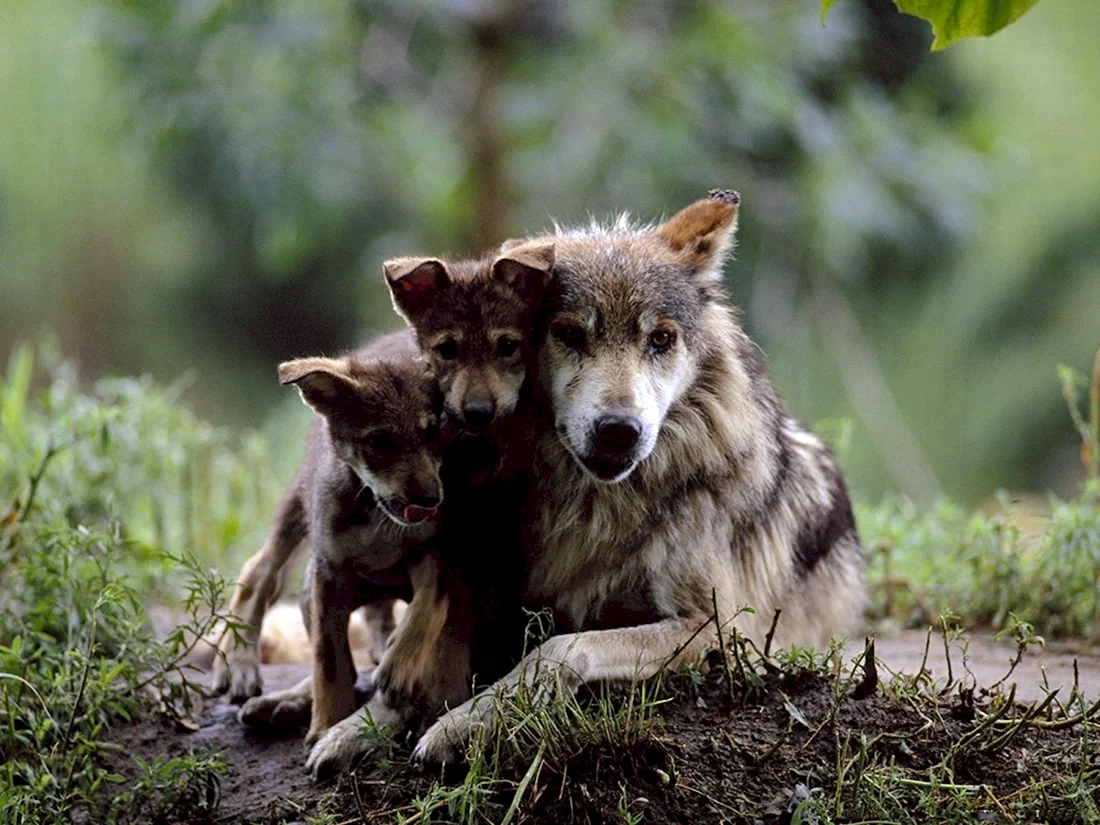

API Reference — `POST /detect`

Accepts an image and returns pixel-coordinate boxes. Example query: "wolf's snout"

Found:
[592,413,642,455]
[462,397,496,430]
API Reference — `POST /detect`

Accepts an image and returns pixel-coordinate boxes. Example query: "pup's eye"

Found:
[363,431,395,452]
[552,323,586,352]
[435,339,459,361]
[423,424,439,444]
[496,335,520,358]
[648,329,675,354]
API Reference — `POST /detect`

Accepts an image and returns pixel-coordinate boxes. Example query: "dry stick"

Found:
[940,618,955,695]
[852,636,878,700]
[658,616,716,674]
[942,684,1017,768]
[981,689,1060,755]
[763,608,782,659]
[711,589,736,708]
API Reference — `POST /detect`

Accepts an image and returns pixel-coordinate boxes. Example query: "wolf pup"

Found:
[301,241,555,778]
[212,333,444,730]
[414,192,867,763]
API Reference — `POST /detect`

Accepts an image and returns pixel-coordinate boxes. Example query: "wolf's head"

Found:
[383,241,554,433]
[541,191,741,483]
[279,344,443,526]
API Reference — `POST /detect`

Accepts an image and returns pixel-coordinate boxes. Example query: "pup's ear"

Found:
[491,240,555,302]
[278,357,357,418]
[655,190,740,285]
[383,258,451,323]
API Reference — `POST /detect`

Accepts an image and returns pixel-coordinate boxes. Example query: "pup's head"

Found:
[279,350,443,526]
[542,190,741,483]
[382,241,554,432]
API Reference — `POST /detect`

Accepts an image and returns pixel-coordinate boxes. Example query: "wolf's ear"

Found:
[491,240,555,301]
[655,190,740,285]
[278,357,357,418]
[383,258,451,323]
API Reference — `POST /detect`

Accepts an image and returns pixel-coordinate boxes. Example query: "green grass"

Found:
[0,342,265,823]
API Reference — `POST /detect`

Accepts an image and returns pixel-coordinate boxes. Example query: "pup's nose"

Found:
[408,489,442,510]
[462,398,496,430]
[592,414,642,454]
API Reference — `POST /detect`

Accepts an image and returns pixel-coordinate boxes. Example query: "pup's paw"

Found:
[413,698,489,765]
[239,692,311,729]
[305,711,384,782]
[211,647,263,704]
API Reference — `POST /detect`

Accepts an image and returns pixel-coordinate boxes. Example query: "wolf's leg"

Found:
[212,489,307,702]
[305,562,357,746]
[306,554,473,780]
[412,616,712,764]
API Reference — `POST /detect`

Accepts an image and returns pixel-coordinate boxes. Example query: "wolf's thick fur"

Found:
[414,193,866,762]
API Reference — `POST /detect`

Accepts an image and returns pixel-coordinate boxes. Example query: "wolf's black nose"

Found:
[463,398,496,430]
[592,414,642,454]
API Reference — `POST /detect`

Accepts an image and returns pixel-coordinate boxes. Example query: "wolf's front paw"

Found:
[413,697,491,765]
[211,646,263,704]
[305,710,386,781]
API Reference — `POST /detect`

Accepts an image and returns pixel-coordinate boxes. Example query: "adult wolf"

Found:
[414,191,866,762]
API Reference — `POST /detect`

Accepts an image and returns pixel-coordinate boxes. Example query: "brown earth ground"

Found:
[109,629,1100,824]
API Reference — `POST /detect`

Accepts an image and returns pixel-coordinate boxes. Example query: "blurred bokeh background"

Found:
[1,0,1097,504]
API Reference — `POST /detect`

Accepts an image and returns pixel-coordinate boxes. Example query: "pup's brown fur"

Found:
[384,240,554,434]
[302,243,556,778]
[414,192,867,762]
[213,332,453,745]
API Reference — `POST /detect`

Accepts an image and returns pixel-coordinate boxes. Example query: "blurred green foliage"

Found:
[0,344,247,822]
[1,0,1097,502]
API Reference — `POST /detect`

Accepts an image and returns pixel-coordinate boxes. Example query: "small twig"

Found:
[940,617,955,694]
[763,608,782,659]
[752,718,794,764]
[711,589,736,708]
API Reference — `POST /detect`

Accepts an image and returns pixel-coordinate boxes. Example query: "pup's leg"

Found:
[212,489,307,702]
[413,616,712,764]
[361,599,397,664]
[305,561,358,746]
[238,673,313,728]
[239,567,380,730]
[306,554,473,780]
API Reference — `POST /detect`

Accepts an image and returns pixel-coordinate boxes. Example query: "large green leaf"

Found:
[822,0,1040,49]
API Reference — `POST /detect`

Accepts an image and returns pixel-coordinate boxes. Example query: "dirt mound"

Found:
[108,635,1100,824]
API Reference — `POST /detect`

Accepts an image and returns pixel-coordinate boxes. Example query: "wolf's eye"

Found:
[647,329,675,355]
[435,339,459,361]
[423,423,439,445]
[552,323,586,353]
[363,431,395,452]
[496,335,520,358]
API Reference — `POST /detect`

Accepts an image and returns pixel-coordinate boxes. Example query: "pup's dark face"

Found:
[279,355,443,526]
[542,192,741,483]
[383,241,554,433]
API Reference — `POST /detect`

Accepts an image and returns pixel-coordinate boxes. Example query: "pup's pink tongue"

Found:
[404,505,437,523]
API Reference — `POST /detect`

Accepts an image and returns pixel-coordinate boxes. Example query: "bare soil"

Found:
[108,632,1100,824]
